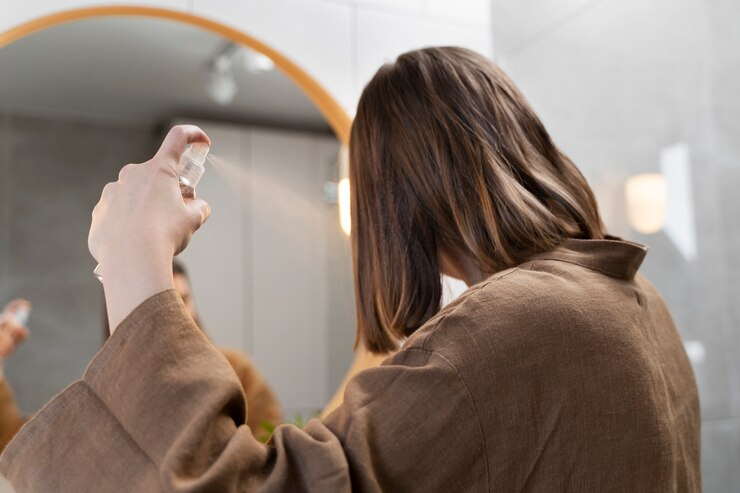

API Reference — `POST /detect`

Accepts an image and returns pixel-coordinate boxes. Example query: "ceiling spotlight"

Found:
[243,50,275,73]
[207,64,238,105]
[207,43,240,105]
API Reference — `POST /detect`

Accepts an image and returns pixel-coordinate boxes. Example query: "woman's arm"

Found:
[0,378,25,453]
[0,291,485,492]
[0,299,31,452]
[89,126,212,334]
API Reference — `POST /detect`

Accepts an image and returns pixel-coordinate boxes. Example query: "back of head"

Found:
[350,46,605,353]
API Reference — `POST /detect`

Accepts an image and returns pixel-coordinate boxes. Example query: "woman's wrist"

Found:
[101,247,175,334]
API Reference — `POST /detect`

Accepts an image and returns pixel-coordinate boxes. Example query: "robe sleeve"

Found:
[0,376,26,453]
[218,348,282,437]
[0,290,486,492]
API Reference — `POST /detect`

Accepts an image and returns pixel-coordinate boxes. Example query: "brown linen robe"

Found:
[0,238,701,492]
[0,348,281,453]
[218,348,282,438]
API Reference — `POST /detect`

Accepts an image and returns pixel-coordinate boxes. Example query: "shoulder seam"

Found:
[341,347,491,489]
[412,348,491,491]
[419,268,522,351]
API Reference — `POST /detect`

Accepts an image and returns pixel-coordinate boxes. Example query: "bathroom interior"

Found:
[0,1,738,491]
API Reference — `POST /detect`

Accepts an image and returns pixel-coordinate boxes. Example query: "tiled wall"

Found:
[490,0,739,490]
[0,112,160,412]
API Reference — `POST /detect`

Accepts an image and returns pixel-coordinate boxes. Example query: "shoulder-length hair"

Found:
[350,47,605,353]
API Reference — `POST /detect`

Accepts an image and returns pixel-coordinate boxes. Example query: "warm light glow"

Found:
[244,50,275,73]
[338,177,351,236]
[337,145,351,236]
[625,173,667,234]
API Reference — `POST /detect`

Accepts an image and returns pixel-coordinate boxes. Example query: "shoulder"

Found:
[405,261,628,372]
[409,263,573,348]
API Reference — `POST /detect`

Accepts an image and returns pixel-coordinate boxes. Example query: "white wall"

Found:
[0,0,493,114]
[179,121,351,418]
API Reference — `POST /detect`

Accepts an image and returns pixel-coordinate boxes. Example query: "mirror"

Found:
[0,16,356,427]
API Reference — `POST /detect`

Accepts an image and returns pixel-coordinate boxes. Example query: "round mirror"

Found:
[0,15,356,428]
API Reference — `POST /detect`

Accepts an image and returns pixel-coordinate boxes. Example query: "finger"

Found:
[154,125,211,168]
[118,163,142,182]
[9,325,29,345]
[0,334,12,358]
[100,182,116,202]
[184,198,212,232]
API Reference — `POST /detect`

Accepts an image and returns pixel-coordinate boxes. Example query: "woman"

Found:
[0,47,700,492]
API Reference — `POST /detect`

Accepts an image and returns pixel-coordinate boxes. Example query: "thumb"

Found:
[184,198,211,232]
[155,125,210,165]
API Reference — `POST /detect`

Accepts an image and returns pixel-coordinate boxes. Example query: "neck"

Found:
[440,250,490,287]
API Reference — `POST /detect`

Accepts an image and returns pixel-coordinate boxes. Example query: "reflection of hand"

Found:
[0,299,31,363]
[89,126,212,333]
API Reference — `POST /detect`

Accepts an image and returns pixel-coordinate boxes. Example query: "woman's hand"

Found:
[90,125,212,333]
[0,299,31,368]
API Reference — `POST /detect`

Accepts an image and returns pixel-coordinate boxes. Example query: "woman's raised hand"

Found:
[90,125,212,333]
[0,299,31,364]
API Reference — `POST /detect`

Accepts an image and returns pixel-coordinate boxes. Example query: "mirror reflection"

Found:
[0,17,356,440]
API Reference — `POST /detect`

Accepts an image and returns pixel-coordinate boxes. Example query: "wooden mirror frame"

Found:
[0,6,385,417]
[0,6,352,143]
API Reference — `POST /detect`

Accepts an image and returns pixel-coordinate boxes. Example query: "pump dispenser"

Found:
[178,142,209,196]
[93,143,210,282]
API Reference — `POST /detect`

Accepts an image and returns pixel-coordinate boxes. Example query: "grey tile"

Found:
[719,166,740,418]
[0,114,9,282]
[490,0,596,55]
[712,106,740,160]
[3,277,105,412]
[498,0,711,155]
[0,112,158,412]
[4,114,158,286]
[705,0,740,109]
[701,419,740,493]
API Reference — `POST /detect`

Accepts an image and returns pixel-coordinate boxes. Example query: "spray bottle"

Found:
[93,143,209,282]
[0,305,29,327]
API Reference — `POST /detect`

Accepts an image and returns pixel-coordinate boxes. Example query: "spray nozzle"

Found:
[11,307,29,326]
[179,142,209,189]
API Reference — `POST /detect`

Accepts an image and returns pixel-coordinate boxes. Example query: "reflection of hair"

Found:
[172,260,187,279]
[350,47,605,353]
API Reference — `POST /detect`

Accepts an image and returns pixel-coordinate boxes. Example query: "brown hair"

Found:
[350,47,605,353]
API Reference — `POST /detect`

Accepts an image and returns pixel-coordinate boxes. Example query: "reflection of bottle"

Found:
[10,307,30,326]
[93,143,210,282]
[1,306,29,327]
